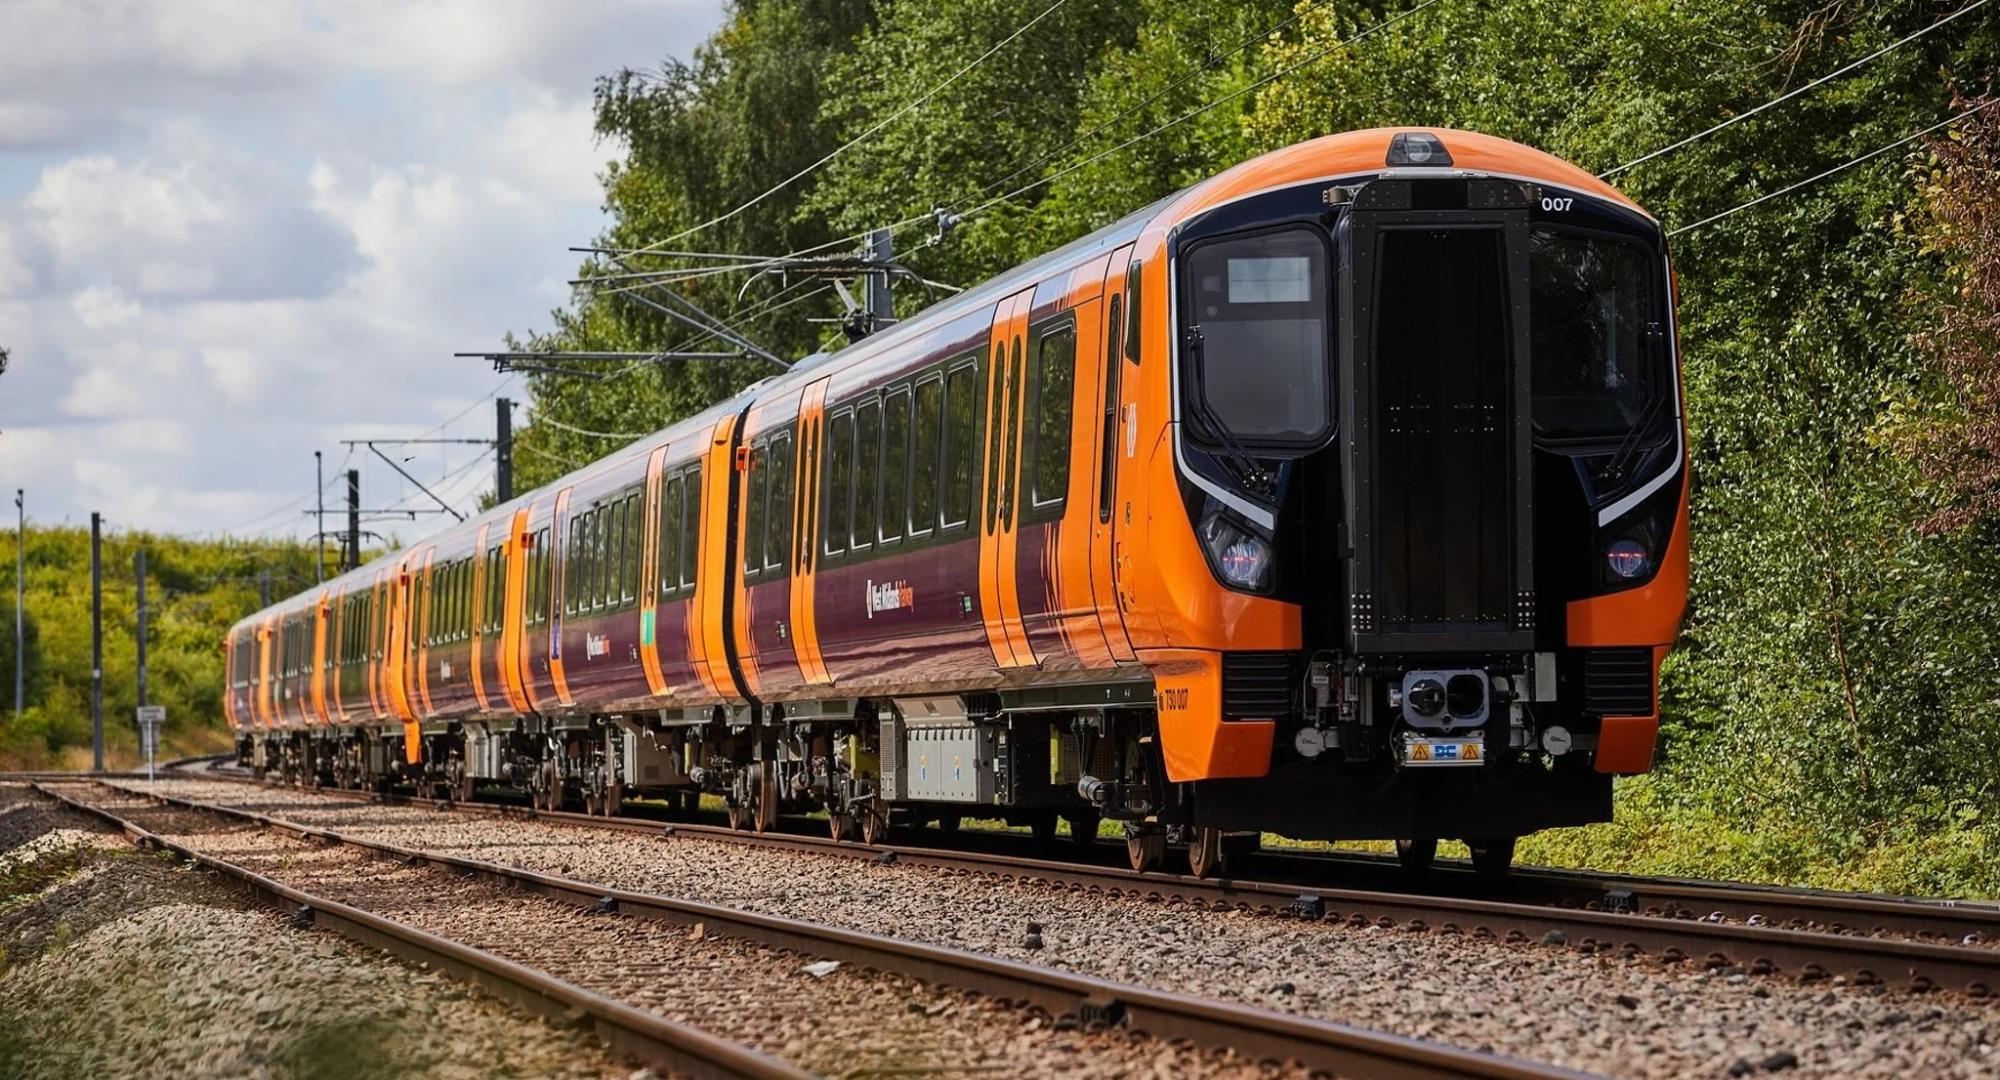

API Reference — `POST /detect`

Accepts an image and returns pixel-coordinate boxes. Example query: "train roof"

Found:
[229,128,1646,636]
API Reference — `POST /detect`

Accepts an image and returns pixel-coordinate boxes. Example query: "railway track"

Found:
[149,769,2000,999]
[38,777,1584,1080]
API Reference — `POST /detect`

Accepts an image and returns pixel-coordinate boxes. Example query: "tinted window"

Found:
[745,446,767,577]
[944,364,977,528]
[985,345,1005,533]
[680,470,700,587]
[882,390,909,542]
[853,400,880,549]
[660,476,682,595]
[1100,294,1122,523]
[912,379,941,535]
[1184,228,1329,443]
[1033,325,1074,505]
[825,410,852,553]
[1125,262,1142,364]
[1529,226,1656,437]
[766,433,794,571]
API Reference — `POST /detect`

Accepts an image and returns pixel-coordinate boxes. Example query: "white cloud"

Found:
[0,1,727,535]
[70,286,142,329]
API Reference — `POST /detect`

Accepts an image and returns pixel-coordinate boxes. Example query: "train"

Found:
[226,127,1688,878]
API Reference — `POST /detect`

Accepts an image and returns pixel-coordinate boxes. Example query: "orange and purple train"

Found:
[227,129,1688,876]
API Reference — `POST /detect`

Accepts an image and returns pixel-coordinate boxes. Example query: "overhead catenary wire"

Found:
[214,446,354,537]
[1601,0,1992,179]
[638,0,1072,254]
[957,0,1447,226]
[535,415,650,441]
[968,0,1338,205]
[1668,96,2000,237]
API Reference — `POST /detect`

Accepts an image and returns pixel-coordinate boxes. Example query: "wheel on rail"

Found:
[1029,810,1059,848]
[936,812,962,832]
[857,803,888,846]
[1395,837,1438,874]
[1187,826,1227,879]
[1468,836,1516,878]
[1124,825,1165,873]
[602,781,623,818]
[828,808,852,842]
[752,760,780,833]
[454,769,474,806]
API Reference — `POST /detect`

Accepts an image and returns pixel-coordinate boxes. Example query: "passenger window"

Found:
[985,344,1005,534]
[912,378,941,536]
[944,363,977,528]
[1124,262,1142,364]
[853,400,880,550]
[592,507,609,610]
[1100,294,1122,523]
[661,476,683,596]
[745,446,768,579]
[882,389,910,542]
[621,493,639,604]
[1033,325,1075,507]
[825,410,853,554]
[767,433,794,572]
[679,469,700,588]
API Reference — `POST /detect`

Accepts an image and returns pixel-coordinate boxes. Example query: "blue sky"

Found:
[0,0,726,539]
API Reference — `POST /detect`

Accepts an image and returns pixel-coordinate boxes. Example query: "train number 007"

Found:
[1540,196,1574,212]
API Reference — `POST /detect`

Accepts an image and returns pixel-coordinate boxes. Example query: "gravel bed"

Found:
[91,784,1301,1079]
[0,786,631,1078]
[127,777,2000,1079]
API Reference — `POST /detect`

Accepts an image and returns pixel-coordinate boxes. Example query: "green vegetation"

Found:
[0,527,320,769]
[511,0,2000,897]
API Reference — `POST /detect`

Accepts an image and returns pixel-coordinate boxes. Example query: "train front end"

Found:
[1138,129,1688,855]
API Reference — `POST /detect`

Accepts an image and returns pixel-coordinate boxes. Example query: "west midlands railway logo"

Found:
[865,579,913,619]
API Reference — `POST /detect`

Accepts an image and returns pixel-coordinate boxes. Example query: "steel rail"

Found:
[1247,847,2000,944]
[31,781,809,1080]
[156,773,2000,995]
[75,779,1587,1080]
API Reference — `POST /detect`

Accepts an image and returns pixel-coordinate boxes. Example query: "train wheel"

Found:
[535,760,559,812]
[1396,837,1437,874]
[603,782,624,818]
[1468,836,1516,878]
[726,801,749,830]
[936,812,962,833]
[454,768,474,806]
[753,761,780,833]
[1029,811,1059,848]
[1125,826,1165,873]
[858,803,887,846]
[1187,827,1228,879]
[828,809,852,842]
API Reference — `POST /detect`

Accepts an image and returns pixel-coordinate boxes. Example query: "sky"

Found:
[0,0,726,541]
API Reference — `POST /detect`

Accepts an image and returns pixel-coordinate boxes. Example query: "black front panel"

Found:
[1340,179,1536,654]
[1374,228,1512,631]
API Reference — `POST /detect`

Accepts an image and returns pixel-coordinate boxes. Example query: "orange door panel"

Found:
[547,487,576,707]
[978,289,1036,668]
[499,506,532,713]
[1091,245,1139,662]
[639,447,670,696]
[791,379,832,686]
[470,523,492,712]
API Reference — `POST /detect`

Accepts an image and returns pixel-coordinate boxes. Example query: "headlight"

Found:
[1605,538,1651,580]
[1200,513,1272,590]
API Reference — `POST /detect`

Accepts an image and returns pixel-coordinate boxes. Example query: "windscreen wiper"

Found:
[1601,385,1669,492]
[1183,326,1276,500]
